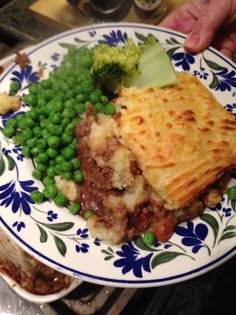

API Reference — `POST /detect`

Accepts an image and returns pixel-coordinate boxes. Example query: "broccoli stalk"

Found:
[91,35,178,91]
[123,37,178,89]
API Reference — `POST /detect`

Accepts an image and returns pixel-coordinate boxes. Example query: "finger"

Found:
[184,1,232,53]
[183,18,216,53]
[159,4,198,33]
[220,47,233,59]
[219,32,236,59]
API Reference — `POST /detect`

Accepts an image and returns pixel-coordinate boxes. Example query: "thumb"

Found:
[184,3,227,53]
[184,20,216,53]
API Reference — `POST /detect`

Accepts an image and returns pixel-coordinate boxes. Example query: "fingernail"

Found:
[184,33,200,50]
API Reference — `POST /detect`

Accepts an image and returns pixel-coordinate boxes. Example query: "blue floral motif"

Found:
[193,67,208,80]
[11,65,39,90]
[94,238,101,246]
[12,220,26,232]
[114,242,153,278]
[76,243,89,253]
[0,180,36,215]
[51,52,60,61]
[172,52,195,71]
[12,146,24,161]
[175,221,208,253]
[1,145,24,162]
[225,103,236,115]
[223,207,232,217]
[213,69,236,91]
[76,228,89,239]
[89,30,96,37]
[47,210,58,222]
[98,30,128,46]
[1,147,11,155]
[164,243,173,249]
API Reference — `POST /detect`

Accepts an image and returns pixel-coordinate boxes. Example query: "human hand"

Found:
[159,0,236,59]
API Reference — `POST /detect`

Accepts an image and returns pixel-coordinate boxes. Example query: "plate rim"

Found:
[0,22,235,289]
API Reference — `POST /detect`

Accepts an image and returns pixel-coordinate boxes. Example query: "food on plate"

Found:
[74,72,236,244]
[0,92,21,115]
[1,36,235,246]
[92,34,178,90]
[0,227,75,295]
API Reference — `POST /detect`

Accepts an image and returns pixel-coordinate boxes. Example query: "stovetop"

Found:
[1,254,236,315]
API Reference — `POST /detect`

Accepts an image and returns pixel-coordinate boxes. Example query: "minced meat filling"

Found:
[74,107,225,244]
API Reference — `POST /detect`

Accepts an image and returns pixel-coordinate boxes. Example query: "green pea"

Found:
[35,152,49,163]
[71,158,80,170]
[48,124,63,136]
[84,210,94,220]
[74,170,84,183]
[27,137,37,148]
[23,94,37,107]
[21,128,33,141]
[42,176,55,186]
[49,112,62,124]
[61,132,73,144]
[40,79,51,89]
[65,123,75,135]
[55,155,66,164]
[62,108,75,119]
[227,186,236,200]
[55,164,63,175]
[73,103,86,114]
[32,169,43,180]
[94,102,104,114]
[24,117,35,128]
[31,190,44,203]
[2,126,15,138]
[75,93,86,102]
[69,202,81,214]
[47,166,56,178]
[46,147,58,159]
[45,88,54,100]
[31,147,42,156]
[22,146,31,157]
[65,89,75,100]
[61,118,70,128]
[61,146,76,160]
[33,126,41,136]
[16,113,25,124]
[36,163,48,172]
[6,118,17,128]
[10,80,20,93]
[47,136,61,148]
[28,83,39,95]
[143,231,156,245]
[43,184,58,199]
[63,171,73,180]
[104,103,116,116]
[37,138,47,150]
[54,193,68,207]
[26,109,38,121]
[89,90,100,104]
[61,161,73,172]
[100,95,108,104]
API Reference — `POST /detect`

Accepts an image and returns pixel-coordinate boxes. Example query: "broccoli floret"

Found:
[91,38,141,87]
[91,34,178,91]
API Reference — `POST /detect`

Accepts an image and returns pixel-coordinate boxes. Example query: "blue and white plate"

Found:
[0,23,235,288]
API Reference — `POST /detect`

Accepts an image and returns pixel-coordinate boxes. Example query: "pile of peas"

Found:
[2,45,116,216]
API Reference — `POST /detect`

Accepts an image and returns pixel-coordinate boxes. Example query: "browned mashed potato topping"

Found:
[59,72,236,245]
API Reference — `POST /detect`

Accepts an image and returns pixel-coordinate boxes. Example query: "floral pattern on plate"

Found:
[0,24,235,287]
